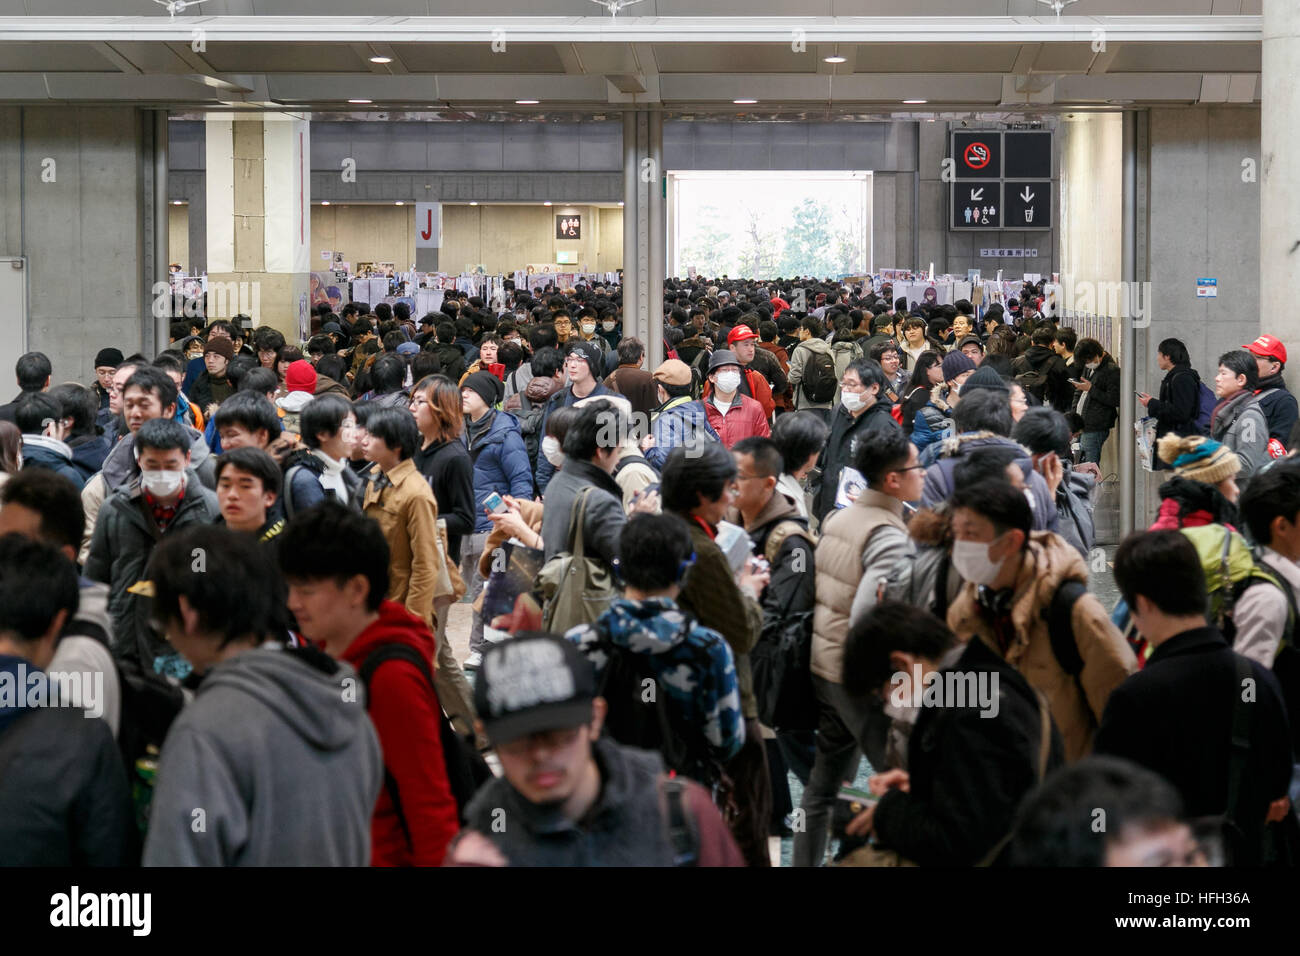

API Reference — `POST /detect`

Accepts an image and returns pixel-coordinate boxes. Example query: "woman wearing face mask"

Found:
[1069,337,1121,465]
[575,312,611,356]
[944,479,1137,763]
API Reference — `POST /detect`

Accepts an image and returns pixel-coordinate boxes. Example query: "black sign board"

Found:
[1003,181,1051,229]
[952,132,1002,180]
[950,130,1052,231]
[1004,131,1053,179]
[951,181,1001,229]
[556,215,581,240]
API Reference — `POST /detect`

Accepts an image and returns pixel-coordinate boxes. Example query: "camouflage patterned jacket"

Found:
[567,597,745,764]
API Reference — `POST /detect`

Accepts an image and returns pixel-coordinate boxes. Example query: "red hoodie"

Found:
[341,600,460,866]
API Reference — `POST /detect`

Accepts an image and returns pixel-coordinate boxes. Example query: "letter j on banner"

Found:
[415,202,442,249]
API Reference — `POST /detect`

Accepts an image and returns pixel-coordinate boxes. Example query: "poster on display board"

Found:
[310,273,344,312]
[416,288,445,316]
[298,293,309,344]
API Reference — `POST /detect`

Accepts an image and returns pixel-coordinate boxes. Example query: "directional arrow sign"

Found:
[1003,181,1050,231]
[969,187,984,201]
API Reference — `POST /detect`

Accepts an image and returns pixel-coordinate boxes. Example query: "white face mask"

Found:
[542,436,566,467]
[841,390,867,412]
[950,536,1008,587]
[581,322,596,335]
[714,370,741,394]
[602,320,616,332]
[141,468,185,498]
[1086,360,1101,371]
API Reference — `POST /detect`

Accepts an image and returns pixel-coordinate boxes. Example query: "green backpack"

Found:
[536,488,618,634]
[1180,525,1296,646]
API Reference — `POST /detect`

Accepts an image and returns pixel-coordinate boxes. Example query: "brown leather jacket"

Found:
[362,458,444,630]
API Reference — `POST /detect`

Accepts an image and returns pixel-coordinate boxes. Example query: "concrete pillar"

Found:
[206,113,311,343]
[622,109,666,370]
[1261,0,1300,359]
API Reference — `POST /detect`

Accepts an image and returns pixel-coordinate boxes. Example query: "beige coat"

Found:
[812,489,908,683]
[362,457,445,630]
[946,530,1137,762]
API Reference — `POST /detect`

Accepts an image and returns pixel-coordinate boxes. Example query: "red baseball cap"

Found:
[727,325,759,346]
[1243,334,1287,364]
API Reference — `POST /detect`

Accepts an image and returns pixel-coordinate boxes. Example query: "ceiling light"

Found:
[903,99,927,104]
[470,201,478,206]
[543,201,553,206]
[348,99,372,104]
[516,99,539,105]
[823,55,847,64]
[395,201,404,206]
[733,99,757,105]
[369,56,392,64]
[171,200,183,205]
[617,202,625,207]
[321,201,331,206]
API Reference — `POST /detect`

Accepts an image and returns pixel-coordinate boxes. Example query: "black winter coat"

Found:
[1094,626,1292,866]
[1146,364,1202,440]
[1078,357,1121,432]
[413,438,475,563]
[814,398,900,522]
[872,637,1064,866]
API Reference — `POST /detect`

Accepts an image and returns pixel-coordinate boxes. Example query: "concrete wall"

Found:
[440,204,621,274]
[1139,107,1261,398]
[168,203,190,273]
[311,204,415,273]
[0,106,148,383]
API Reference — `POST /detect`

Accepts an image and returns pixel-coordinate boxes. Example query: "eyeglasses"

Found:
[496,725,584,756]
[892,464,926,474]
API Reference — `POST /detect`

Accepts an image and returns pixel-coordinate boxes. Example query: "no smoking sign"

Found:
[963,142,991,170]
[953,132,1002,180]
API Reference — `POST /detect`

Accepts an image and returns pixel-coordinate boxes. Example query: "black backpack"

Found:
[71,615,184,843]
[359,643,492,832]
[802,348,837,404]
[1012,355,1049,402]
[592,628,727,795]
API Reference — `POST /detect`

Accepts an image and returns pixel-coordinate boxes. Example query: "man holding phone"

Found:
[461,371,534,670]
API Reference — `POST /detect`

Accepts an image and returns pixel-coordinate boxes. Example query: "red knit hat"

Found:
[284,359,317,393]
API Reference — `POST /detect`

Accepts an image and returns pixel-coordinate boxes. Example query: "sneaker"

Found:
[463,650,483,670]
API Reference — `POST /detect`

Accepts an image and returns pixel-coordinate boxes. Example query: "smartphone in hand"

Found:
[483,491,507,515]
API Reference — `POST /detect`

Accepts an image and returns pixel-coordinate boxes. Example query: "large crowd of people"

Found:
[0,274,1297,868]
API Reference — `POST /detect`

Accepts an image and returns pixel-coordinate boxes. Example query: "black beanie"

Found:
[94,348,124,369]
[463,370,503,408]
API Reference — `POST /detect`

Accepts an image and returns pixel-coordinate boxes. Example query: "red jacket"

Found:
[341,601,460,866]
[701,391,770,448]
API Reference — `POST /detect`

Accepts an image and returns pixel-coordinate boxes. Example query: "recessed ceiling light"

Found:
[171,200,183,205]
[321,201,330,206]
[617,201,625,207]
[369,56,392,64]
[903,99,927,104]
[516,99,540,105]
[733,99,757,105]
[470,201,478,206]
[348,99,372,104]
[394,201,404,206]
[823,55,847,64]
[543,201,553,206]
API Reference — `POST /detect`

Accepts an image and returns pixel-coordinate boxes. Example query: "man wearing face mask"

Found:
[944,479,1136,762]
[702,351,770,449]
[85,417,220,683]
[812,359,899,524]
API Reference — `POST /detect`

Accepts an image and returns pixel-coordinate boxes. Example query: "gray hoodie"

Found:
[143,645,382,866]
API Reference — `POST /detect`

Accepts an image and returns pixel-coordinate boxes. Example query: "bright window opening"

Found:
[669,170,872,279]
